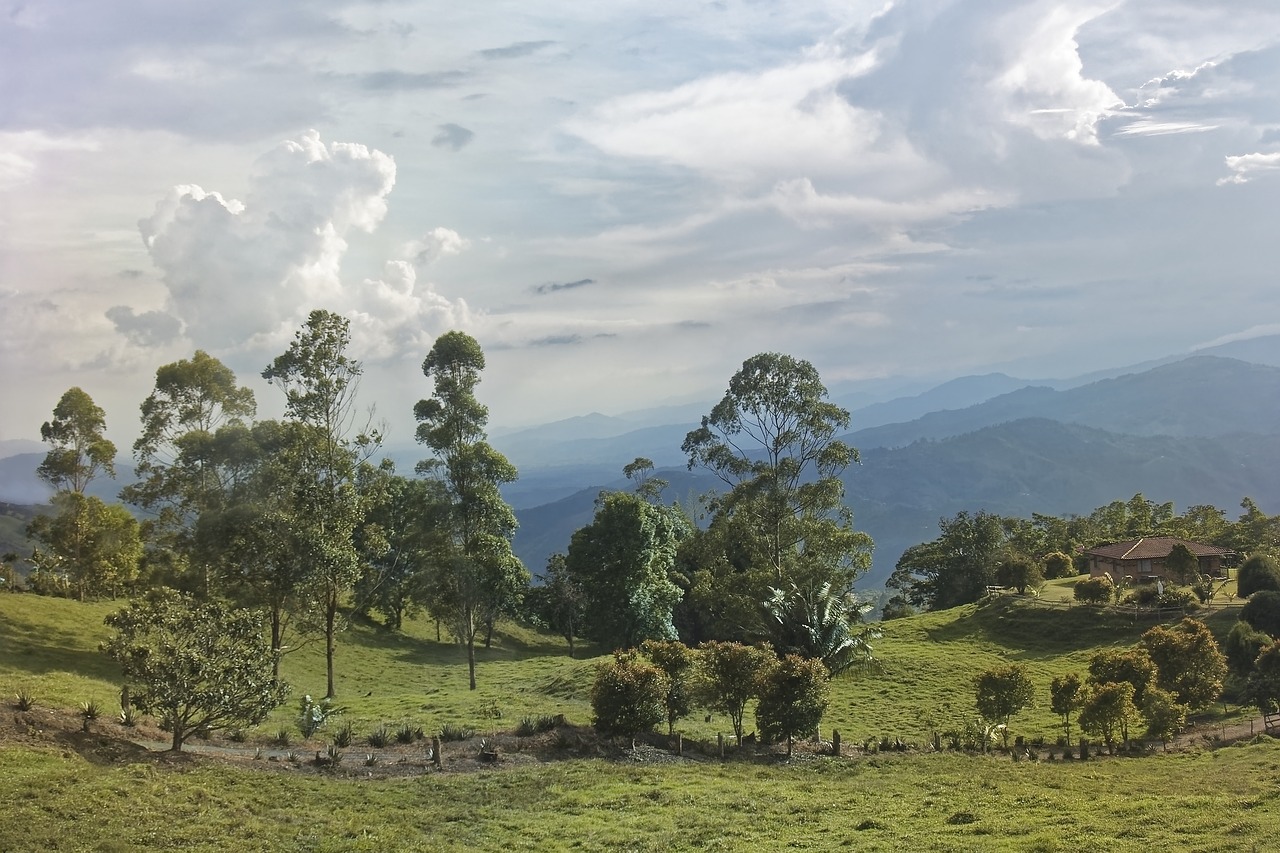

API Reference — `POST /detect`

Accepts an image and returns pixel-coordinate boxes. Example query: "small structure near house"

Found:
[1084,536,1234,583]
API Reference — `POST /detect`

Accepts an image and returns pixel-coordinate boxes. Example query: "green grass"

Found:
[2,738,1279,851]
[2,591,1278,851]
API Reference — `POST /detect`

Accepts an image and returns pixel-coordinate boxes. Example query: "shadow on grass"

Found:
[0,609,120,682]
[923,596,1188,659]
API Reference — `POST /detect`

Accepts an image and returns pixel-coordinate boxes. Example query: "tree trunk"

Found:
[325,593,338,699]
[466,605,477,690]
[271,608,283,680]
[171,726,184,752]
[483,616,495,649]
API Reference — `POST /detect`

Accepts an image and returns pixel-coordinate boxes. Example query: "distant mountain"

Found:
[0,439,45,460]
[0,453,137,505]
[849,356,1280,449]
[847,373,1033,430]
[513,417,1280,588]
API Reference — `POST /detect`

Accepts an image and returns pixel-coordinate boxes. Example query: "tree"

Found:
[640,639,697,736]
[754,654,829,756]
[1241,590,1280,637]
[353,472,447,632]
[1050,673,1084,746]
[1043,551,1075,580]
[697,640,773,746]
[526,553,587,658]
[121,351,256,597]
[1088,646,1157,706]
[623,457,667,503]
[102,588,289,751]
[37,387,116,494]
[1238,553,1280,598]
[1073,575,1113,606]
[1078,681,1141,754]
[996,554,1044,594]
[1138,618,1227,710]
[1165,543,1200,586]
[590,651,668,748]
[974,664,1035,748]
[763,582,879,677]
[683,353,872,601]
[1142,687,1187,750]
[264,310,381,698]
[1225,621,1273,677]
[888,510,1006,611]
[27,492,142,600]
[879,594,916,621]
[1245,640,1280,715]
[415,330,528,690]
[566,491,688,650]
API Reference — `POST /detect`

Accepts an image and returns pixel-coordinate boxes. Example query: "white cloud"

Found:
[0,131,100,188]
[404,227,472,265]
[1218,151,1280,185]
[139,130,396,349]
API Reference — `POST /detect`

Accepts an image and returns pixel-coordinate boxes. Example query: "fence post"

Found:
[832,729,841,757]
[432,736,442,769]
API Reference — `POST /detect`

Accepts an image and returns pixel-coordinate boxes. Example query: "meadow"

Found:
[2,586,1278,852]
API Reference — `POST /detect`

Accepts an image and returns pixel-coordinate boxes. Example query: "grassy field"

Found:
[2,591,1278,851]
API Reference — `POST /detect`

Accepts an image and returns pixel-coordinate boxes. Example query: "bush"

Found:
[332,721,354,748]
[754,654,829,756]
[1074,575,1113,605]
[1238,554,1280,598]
[395,723,416,744]
[13,688,34,712]
[1042,552,1073,580]
[1226,621,1273,676]
[297,695,341,739]
[640,639,696,736]
[1242,590,1280,637]
[591,651,668,745]
[367,725,391,748]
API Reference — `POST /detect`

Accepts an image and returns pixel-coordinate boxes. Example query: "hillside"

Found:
[2,592,1277,852]
[850,356,1280,449]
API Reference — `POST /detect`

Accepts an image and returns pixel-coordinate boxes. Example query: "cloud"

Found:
[479,40,555,60]
[404,227,471,265]
[347,261,474,360]
[0,131,99,188]
[357,70,470,91]
[105,306,182,347]
[139,130,397,350]
[533,278,595,295]
[1218,151,1280,185]
[431,123,475,151]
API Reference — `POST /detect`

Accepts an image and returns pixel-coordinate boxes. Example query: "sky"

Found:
[3,0,1280,451]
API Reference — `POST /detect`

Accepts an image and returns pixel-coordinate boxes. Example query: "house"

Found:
[1084,536,1234,582]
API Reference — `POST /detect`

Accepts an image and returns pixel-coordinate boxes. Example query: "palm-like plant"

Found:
[764,583,880,677]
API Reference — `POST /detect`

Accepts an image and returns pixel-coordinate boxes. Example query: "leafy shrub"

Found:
[14,688,34,712]
[274,728,291,747]
[1238,554,1280,598]
[754,654,829,756]
[591,650,668,745]
[332,721,354,748]
[297,695,341,739]
[118,707,139,728]
[1242,590,1280,637]
[80,700,100,721]
[395,723,416,744]
[1226,621,1273,676]
[1043,552,1074,580]
[1074,575,1113,605]
[367,725,391,748]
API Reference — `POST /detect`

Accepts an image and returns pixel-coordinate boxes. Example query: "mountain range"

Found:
[4,335,1280,590]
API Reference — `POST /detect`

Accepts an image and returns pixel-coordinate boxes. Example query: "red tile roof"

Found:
[1084,536,1233,561]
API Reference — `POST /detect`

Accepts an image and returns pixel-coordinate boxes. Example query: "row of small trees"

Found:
[977,618,1228,754]
[590,640,830,756]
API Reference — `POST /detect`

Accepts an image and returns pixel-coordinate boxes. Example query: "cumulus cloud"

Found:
[139,130,396,349]
[105,306,182,347]
[404,227,471,265]
[135,131,479,366]
[1218,151,1280,185]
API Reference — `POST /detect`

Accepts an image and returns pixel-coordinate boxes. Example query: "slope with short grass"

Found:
[1,591,1277,851]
